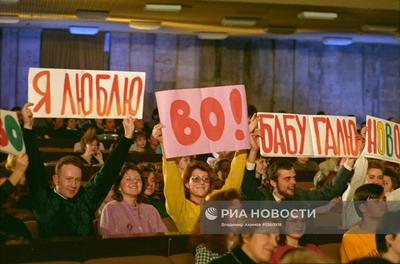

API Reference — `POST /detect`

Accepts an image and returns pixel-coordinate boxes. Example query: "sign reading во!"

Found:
[366,115,400,164]
[156,85,250,158]
[28,68,146,119]
[0,109,25,155]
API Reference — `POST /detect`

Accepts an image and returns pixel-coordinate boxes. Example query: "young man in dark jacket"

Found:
[22,103,136,238]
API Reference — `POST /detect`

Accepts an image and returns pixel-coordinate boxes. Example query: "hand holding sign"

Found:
[22,102,34,130]
[156,85,250,158]
[122,116,136,139]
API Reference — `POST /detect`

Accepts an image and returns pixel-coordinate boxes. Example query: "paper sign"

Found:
[28,68,146,119]
[0,109,25,155]
[156,85,250,158]
[259,113,313,157]
[309,115,358,157]
[259,113,358,157]
[365,115,400,164]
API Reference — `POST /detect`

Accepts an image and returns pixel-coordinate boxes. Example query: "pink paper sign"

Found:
[156,85,250,158]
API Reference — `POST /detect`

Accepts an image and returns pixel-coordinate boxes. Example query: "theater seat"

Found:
[169,253,195,264]
[22,261,81,264]
[24,219,38,239]
[83,255,172,264]
[162,217,178,233]
[319,242,341,263]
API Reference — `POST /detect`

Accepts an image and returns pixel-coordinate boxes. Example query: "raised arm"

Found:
[21,102,51,197]
[152,124,186,217]
[302,158,355,200]
[210,115,259,195]
[0,154,28,204]
[85,117,134,209]
[241,124,266,200]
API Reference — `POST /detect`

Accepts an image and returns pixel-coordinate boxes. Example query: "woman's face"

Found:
[285,216,306,239]
[85,140,99,155]
[242,233,278,263]
[144,173,156,196]
[383,175,394,193]
[119,169,143,198]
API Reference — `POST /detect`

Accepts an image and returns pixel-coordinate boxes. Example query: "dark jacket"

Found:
[23,128,132,238]
[241,166,353,201]
[210,246,257,264]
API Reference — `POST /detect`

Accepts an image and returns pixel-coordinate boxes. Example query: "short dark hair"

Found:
[354,183,384,217]
[384,167,398,190]
[376,211,400,254]
[133,130,147,142]
[368,160,384,173]
[268,159,294,182]
[182,160,214,189]
[55,155,84,175]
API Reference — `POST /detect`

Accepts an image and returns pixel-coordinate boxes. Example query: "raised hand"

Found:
[122,116,136,139]
[14,153,29,173]
[248,113,258,134]
[152,123,164,144]
[22,102,34,129]
[249,128,262,151]
[94,151,104,164]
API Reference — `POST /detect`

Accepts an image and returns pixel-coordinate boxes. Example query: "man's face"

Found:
[53,164,82,198]
[104,119,116,130]
[271,168,296,199]
[365,168,384,186]
[364,193,387,219]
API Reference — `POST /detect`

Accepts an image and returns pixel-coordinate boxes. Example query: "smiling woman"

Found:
[99,164,167,238]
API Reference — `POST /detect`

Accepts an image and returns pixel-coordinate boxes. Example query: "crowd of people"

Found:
[0,103,399,264]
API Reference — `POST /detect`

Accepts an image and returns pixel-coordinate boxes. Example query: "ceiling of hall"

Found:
[1,0,400,43]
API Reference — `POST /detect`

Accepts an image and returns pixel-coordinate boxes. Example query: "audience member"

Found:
[152,121,249,233]
[129,130,148,152]
[376,211,400,263]
[340,184,386,263]
[0,153,32,242]
[139,163,169,218]
[78,135,104,166]
[210,226,279,264]
[21,102,135,238]
[100,164,166,238]
[74,125,105,152]
[192,189,241,264]
[279,248,328,264]
[269,214,323,264]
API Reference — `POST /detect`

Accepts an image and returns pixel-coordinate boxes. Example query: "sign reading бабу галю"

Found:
[259,113,359,157]
[28,68,145,119]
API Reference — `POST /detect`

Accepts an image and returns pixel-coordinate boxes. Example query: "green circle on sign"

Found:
[5,115,23,151]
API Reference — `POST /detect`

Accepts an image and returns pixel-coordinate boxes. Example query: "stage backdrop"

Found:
[1,28,399,122]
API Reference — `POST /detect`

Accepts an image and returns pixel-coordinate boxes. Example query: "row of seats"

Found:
[23,254,195,264]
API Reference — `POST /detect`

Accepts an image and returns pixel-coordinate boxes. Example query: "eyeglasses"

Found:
[190,175,210,184]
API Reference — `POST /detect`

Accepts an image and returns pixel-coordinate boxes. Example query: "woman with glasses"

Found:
[151,116,258,233]
[99,164,167,238]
